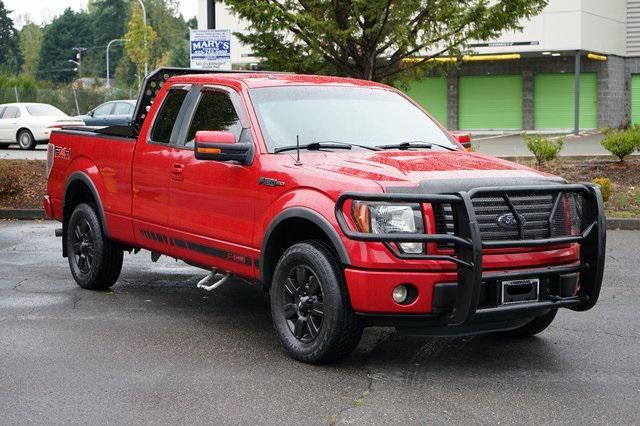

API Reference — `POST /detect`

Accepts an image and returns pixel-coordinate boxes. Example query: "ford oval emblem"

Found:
[496,213,525,229]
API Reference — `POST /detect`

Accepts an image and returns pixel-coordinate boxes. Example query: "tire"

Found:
[270,240,363,364]
[496,309,558,338]
[66,203,123,290]
[17,129,35,150]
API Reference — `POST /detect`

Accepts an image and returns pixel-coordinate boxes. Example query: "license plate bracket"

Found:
[500,278,540,305]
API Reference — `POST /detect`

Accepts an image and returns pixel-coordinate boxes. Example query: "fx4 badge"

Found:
[54,145,72,160]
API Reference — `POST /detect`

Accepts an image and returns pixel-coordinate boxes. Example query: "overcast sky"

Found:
[5,0,198,28]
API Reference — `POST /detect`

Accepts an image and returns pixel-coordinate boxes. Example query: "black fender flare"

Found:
[260,207,351,283]
[63,171,109,238]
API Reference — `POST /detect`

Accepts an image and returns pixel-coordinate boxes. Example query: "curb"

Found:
[0,209,47,220]
[2,209,639,229]
[496,154,637,162]
[606,218,640,230]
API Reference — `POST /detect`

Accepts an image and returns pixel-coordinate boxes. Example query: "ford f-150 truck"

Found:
[45,68,606,364]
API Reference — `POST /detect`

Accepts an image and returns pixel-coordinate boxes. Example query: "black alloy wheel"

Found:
[282,265,325,343]
[70,218,95,274]
[66,203,123,290]
[270,240,363,364]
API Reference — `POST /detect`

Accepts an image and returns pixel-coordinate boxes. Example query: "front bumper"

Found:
[336,183,606,329]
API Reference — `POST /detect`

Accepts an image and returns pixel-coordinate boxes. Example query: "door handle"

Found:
[171,163,185,181]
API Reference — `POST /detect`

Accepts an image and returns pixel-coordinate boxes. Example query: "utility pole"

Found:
[106,39,127,87]
[136,0,148,76]
[72,47,87,77]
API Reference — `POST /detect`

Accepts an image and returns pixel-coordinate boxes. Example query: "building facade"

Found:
[197,0,639,131]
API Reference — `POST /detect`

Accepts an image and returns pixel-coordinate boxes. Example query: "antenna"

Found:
[295,135,302,165]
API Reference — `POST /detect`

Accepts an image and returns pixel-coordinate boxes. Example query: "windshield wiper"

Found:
[274,141,380,153]
[376,141,455,151]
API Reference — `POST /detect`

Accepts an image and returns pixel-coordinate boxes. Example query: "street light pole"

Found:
[106,39,127,87]
[137,0,148,76]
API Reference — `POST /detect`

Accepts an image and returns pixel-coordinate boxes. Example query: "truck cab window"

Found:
[183,90,242,147]
[150,89,188,144]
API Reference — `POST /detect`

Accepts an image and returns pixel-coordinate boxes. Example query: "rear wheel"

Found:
[270,240,362,364]
[66,203,123,290]
[17,129,35,150]
[496,309,558,337]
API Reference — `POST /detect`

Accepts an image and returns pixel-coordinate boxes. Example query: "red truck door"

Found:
[167,86,258,277]
[132,86,190,233]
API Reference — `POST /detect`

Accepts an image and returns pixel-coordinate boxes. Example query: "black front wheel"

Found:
[270,240,362,364]
[66,203,123,290]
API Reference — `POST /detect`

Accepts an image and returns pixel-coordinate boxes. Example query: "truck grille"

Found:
[432,192,593,248]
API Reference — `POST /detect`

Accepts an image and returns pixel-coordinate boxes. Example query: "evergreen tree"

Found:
[221,0,548,82]
[87,0,128,80]
[0,0,22,74]
[36,9,94,83]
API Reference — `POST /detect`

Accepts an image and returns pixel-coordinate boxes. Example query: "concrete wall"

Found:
[473,0,627,56]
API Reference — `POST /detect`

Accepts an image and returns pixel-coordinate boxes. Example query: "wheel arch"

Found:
[62,172,109,256]
[260,207,350,288]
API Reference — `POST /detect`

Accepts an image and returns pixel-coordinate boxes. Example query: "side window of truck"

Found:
[150,89,188,144]
[182,90,243,148]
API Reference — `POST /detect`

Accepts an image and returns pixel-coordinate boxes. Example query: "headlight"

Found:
[351,202,424,254]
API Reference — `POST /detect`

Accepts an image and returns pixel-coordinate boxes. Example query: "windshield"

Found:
[26,104,66,116]
[249,86,457,152]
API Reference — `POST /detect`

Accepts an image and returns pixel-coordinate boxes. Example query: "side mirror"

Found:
[451,131,472,151]
[194,131,253,164]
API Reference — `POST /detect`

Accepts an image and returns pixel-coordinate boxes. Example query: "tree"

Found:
[87,0,128,80]
[221,0,548,82]
[19,21,43,77]
[124,2,157,79]
[0,0,22,73]
[36,8,94,83]
[146,0,189,66]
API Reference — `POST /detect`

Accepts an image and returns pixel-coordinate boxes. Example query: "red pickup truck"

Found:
[45,68,606,363]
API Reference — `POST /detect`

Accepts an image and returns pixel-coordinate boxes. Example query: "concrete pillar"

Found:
[447,75,458,130]
[598,56,626,128]
[522,70,534,130]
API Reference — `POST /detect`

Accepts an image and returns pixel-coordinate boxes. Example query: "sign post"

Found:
[189,29,231,70]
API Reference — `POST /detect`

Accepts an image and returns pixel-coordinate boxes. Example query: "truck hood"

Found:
[297,150,563,190]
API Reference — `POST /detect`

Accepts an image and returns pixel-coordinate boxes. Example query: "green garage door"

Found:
[534,73,598,130]
[405,77,448,125]
[458,75,523,130]
[632,75,640,125]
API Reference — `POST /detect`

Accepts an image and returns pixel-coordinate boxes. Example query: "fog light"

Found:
[392,285,408,303]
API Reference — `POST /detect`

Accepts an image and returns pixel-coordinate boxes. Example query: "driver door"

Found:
[167,86,258,276]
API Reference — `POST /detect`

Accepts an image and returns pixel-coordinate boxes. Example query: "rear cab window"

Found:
[150,88,189,144]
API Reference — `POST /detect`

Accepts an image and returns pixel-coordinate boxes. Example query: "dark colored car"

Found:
[76,100,136,126]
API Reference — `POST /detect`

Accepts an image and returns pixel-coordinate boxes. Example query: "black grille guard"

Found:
[335,183,606,327]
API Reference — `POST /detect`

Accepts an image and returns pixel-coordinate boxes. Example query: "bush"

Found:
[592,177,612,202]
[600,130,637,162]
[0,161,20,196]
[523,134,564,166]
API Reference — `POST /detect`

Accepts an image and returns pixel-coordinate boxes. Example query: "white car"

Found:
[0,103,85,150]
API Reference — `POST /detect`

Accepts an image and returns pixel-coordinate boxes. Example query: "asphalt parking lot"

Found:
[1,221,639,424]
